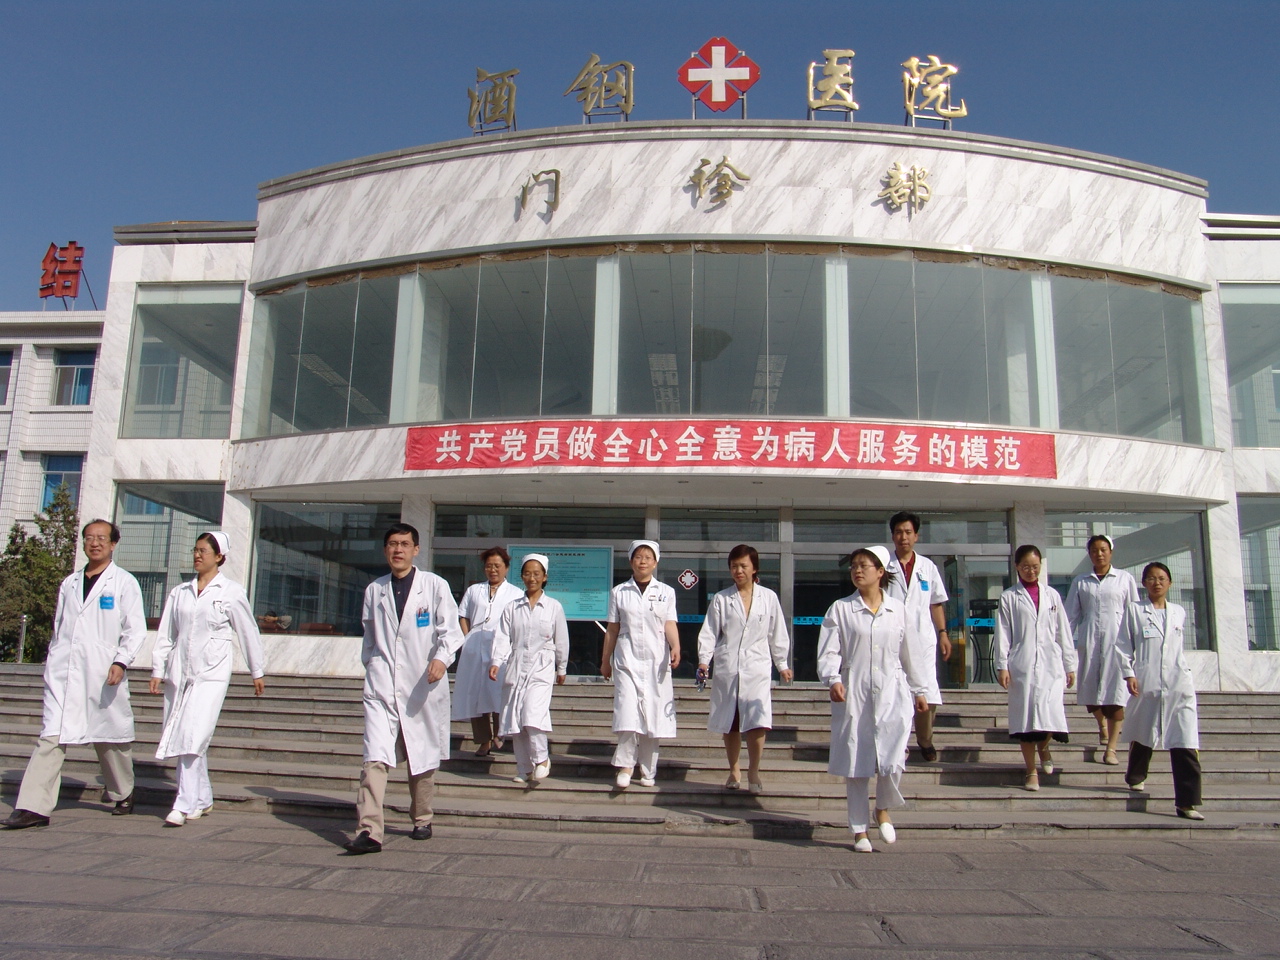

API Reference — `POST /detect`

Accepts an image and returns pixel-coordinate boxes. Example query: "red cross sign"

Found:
[679,37,760,112]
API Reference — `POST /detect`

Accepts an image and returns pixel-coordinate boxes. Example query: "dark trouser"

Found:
[1126,741,1202,808]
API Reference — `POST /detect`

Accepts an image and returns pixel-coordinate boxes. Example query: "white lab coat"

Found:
[697,585,790,734]
[607,578,678,739]
[452,580,523,721]
[491,592,569,736]
[1065,568,1140,708]
[1116,601,1199,750]
[152,574,266,759]
[885,552,949,705]
[818,593,929,779]
[41,563,147,744]
[360,567,465,775]
[994,582,1078,736]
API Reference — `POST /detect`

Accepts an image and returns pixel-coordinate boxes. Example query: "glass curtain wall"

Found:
[122,284,243,439]
[113,482,225,621]
[1044,511,1212,650]
[253,502,401,635]
[242,245,1208,446]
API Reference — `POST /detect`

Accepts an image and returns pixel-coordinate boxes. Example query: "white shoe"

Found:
[1129,780,1146,792]
[877,820,897,844]
[186,805,212,820]
[853,837,873,853]
[512,775,527,784]
[639,776,656,787]
[615,769,631,789]
[163,809,186,827]
[532,760,550,781]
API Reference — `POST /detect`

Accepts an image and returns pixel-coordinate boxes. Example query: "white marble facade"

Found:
[75,122,1280,689]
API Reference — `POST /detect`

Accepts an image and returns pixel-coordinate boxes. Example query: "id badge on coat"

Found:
[416,608,431,628]
[918,579,929,592]
[99,595,115,610]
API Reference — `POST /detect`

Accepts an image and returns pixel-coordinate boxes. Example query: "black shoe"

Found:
[111,794,135,816]
[2,809,50,829]
[343,830,382,854]
[411,824,433,840]
[920,745,938,763]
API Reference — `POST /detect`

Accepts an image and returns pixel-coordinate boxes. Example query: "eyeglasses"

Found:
[83,535,111,544]
[850,562,879,572]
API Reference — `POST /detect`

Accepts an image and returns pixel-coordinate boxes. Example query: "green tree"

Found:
[0,485,79,662]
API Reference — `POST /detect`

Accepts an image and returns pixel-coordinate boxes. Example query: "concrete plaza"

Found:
[1,800,1278,959]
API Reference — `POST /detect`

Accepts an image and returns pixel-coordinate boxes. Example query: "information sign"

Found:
[506,544,614,621]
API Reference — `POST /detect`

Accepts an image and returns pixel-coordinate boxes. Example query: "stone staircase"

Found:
[2,663,1278,837]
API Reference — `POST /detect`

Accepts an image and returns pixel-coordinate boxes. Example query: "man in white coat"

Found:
[885,512,951,762]
[3,519,146,829]
[345,523,465,854]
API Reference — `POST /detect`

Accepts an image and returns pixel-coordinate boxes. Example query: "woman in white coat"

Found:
[818,546,929,852]
[149,532,265,826]
[995,544,1077,792]
[1064,534,1140,765]
[455,547,524,757]
[488,554,569,785]
[696,544,792,793]
[601,540,680,789]
[1116,562,1204,820]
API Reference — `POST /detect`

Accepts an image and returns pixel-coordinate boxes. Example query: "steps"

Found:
[2,663,1278,836]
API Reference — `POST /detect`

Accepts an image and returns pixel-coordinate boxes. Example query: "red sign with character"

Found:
[405,418,1057,479]
[39,242,85,299]
[678,37,760,112]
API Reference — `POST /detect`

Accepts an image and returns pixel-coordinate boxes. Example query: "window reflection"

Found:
[1222,284,1280,447]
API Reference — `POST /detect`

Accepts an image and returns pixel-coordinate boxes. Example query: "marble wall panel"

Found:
[251,126,1211,289]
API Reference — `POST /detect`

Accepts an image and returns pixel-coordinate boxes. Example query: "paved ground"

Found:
[1,800,1278,960]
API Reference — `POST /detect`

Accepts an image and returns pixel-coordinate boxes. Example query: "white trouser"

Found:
[845,772,905,833]
[174,754,213,815]
[512,727,549,776]
[613,731,660,778]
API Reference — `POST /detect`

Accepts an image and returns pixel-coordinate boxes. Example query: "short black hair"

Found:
[1014,544,1042,565]
[82,519,120,543]
[1142,561,1172,582]
[889,511,921,535]
[383,522,420,546]
[1086,534,1113,552]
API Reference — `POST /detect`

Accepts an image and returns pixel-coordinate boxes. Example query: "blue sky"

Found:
[0,0,1275,309]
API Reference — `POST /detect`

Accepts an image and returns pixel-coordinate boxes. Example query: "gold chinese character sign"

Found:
[468,67,519,134]
[807,49,859,119]
[688,156,750,206]
[520,169,561,215]
[565,54,635,121]
[878,162,931,214]
[901,55,967,127]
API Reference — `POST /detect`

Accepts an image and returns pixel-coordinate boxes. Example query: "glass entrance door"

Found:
[666,554,781,680]
[940,556,1012,687]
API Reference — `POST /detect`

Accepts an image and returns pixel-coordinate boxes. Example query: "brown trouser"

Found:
[914,704,937,748]
[355,731,436,843]
[16,737,133,817]
[470,712,499,746]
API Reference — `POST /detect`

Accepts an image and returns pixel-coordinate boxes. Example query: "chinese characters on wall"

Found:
[406,418,1056,479]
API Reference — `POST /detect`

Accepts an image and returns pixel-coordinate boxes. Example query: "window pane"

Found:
[293,283,358,432]
[983,265,1040,427]
[52,350,95,406]
[243,289,304,436]
[1045,510,1211,650]
[418,263,479,422]
[914,258,990,424]
[433,505,645,540]
[660,507,778,542]
[1239,496,1280,650]
[122,286,242,439]
[42,454,83,509]
[347,276,397,428]
[113,482,224,620]
[253,502,400,635]
[618,250,693,414]
[0,350,12,406]
[540,255,595,415]
[1052,274,1116,434]
[848,253,917,419]
[472,258,546,419]
[1109,281,1174,441]
[793,509,1008,544]
[1222,285,1280,447]
[1164,292,1211,445]
[690,252,766,414]
[768,254,825,416]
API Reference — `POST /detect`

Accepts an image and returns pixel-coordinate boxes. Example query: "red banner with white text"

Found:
[405,419,1057,479]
